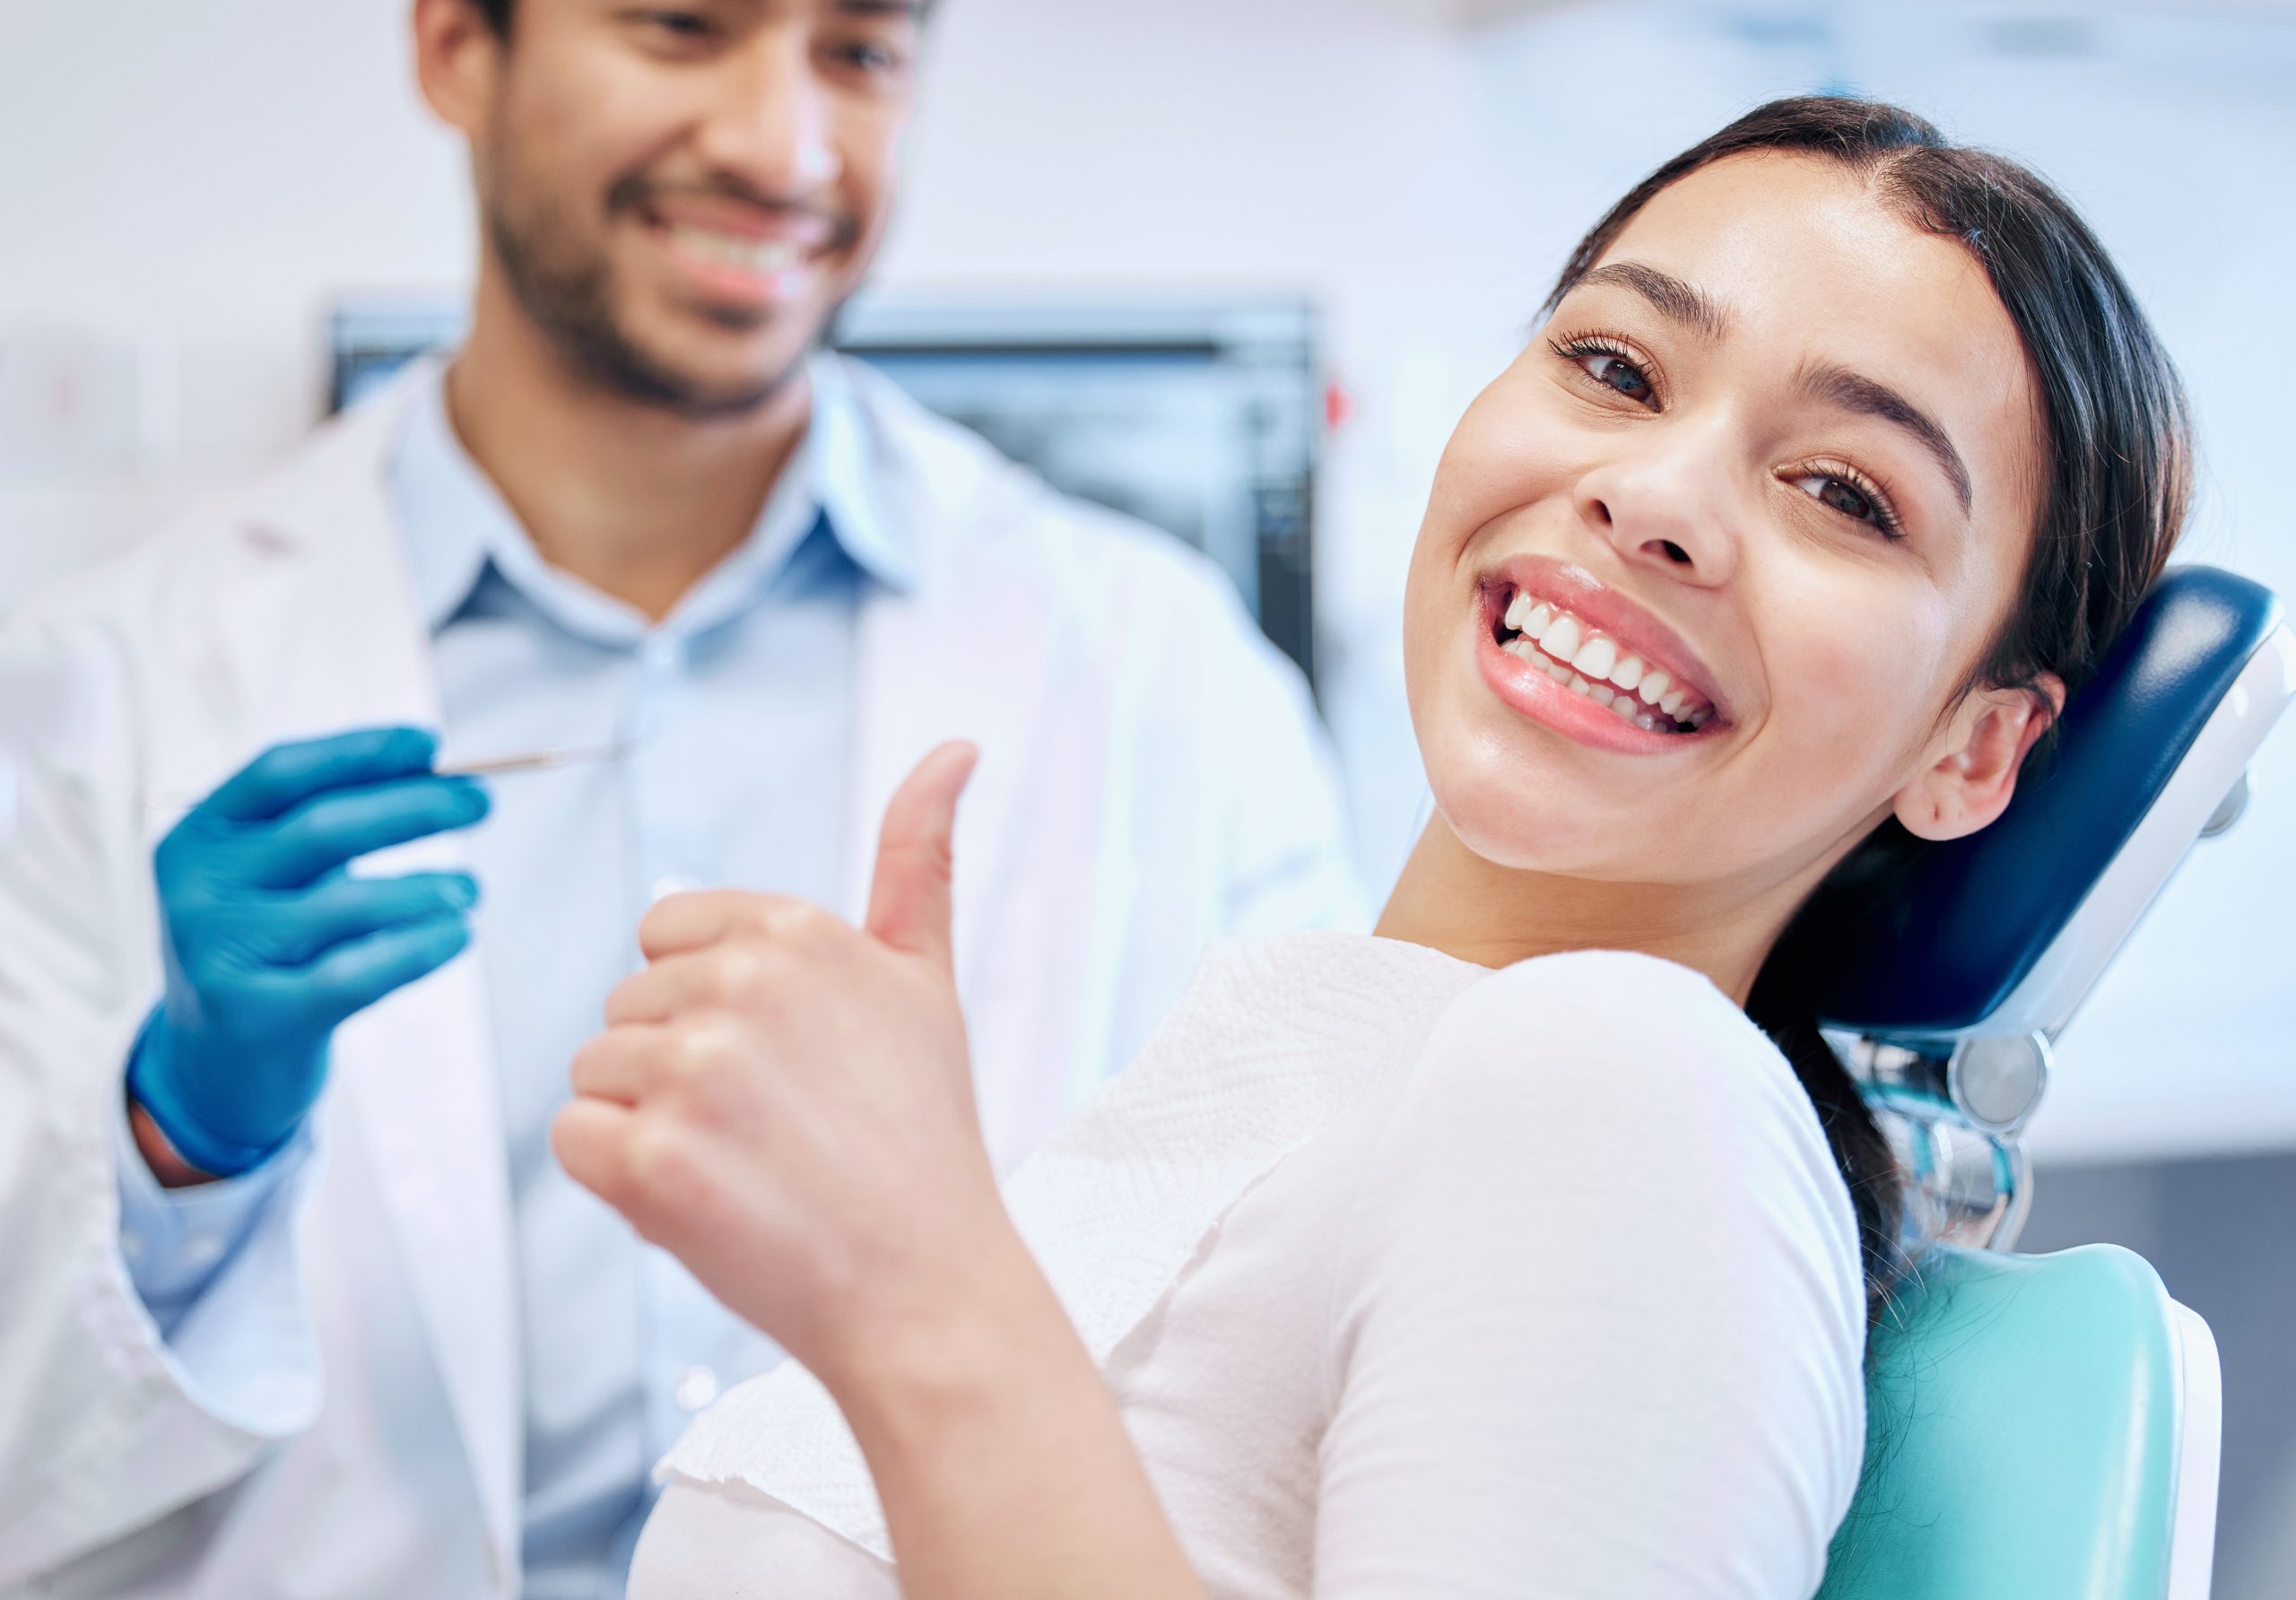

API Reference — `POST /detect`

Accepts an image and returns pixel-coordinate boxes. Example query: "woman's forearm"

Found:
[825,1228,1206,1600]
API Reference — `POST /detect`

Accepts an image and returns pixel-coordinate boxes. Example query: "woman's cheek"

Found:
[1771,589,1955,805]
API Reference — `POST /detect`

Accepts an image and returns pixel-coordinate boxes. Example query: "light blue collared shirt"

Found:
[117,361,916,1596]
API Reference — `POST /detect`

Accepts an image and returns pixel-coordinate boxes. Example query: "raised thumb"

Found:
[864,741,978,973]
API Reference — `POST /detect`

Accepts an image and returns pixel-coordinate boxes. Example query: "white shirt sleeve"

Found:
[112,1070,309,1330]
[1314,951,1870,1600]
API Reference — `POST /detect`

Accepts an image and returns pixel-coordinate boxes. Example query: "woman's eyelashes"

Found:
[1783,462,1907,541]
[1549,334,1662,410]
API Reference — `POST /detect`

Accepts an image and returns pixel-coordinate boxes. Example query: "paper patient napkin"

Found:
[654,929,1486,1561]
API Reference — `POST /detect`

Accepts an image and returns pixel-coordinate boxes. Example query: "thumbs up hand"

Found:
[554,743,1018,1386]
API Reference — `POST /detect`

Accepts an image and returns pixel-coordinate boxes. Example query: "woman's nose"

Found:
[1571,431,1744,587]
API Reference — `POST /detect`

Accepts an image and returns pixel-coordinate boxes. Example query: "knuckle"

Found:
[179,940,243,996]
[266,810,317,858]
[702,942,770,1004]
[665,1016,737,1085]
[743,895,812,940]
[622,1116,702,1209]
[772,899,833,940]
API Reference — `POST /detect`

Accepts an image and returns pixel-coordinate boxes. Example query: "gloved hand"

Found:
[127,727,491,1177]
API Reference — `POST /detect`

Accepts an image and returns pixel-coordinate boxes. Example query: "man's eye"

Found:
[643,9,712,38]
[830,36,910,74]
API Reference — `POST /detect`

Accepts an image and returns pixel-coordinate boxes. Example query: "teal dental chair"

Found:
[1795,568,2291,1600]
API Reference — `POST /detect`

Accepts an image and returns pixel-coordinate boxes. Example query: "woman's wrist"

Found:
[823,1221,1087,1461]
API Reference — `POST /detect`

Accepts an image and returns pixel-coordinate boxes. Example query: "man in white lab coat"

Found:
[0,1,1360,1594]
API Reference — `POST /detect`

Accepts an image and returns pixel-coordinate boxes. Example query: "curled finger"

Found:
[604,943,781,1027]
[249,777,491,889]
[637,890,832,961]
[551,1096,639,1211]
[569,1024,673,1106]
[300,912,474,1030]
[203,727,440,823]
[256,872,481,967]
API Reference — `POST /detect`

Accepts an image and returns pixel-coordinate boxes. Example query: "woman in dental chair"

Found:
[555,97,2192,1598]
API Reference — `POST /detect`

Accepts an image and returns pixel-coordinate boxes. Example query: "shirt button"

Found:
[675,1365,720,1413]
[640,635,687,677]
[120,1232,146,1265]
[185,1233,222,1268]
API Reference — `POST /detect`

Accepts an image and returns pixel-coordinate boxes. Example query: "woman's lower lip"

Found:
[1474,623,1708,755]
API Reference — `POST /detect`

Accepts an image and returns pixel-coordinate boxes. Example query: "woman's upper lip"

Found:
[1483,556,1733,722]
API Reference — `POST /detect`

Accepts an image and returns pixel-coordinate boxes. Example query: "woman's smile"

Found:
[1471,555,1731,754]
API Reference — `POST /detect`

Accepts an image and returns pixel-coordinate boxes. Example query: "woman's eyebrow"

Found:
[1796,360,1974,513]
[1578,262,1732,340]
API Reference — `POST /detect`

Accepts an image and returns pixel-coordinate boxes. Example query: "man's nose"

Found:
[1571,422,1744,587]
[699,37,843,199]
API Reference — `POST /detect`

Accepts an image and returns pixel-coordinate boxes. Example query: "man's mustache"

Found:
[606,172,861,255]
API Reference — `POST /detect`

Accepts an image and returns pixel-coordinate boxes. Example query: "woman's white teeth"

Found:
[1497,591,1712,732]
[669,224,805,274]
[1542,613,1584,662]
[1570,635,1617,682]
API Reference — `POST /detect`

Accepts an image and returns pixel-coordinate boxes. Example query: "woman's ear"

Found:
[1892,674,2066,842]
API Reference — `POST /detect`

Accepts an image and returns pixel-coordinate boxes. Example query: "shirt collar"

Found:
[390,353,917,639]
[806,352,919,595]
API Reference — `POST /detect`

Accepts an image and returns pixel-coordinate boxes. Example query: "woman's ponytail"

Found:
[1744,826,1921,1329]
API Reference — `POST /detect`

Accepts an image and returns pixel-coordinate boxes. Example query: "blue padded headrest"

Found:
[1806,566,2283,1039]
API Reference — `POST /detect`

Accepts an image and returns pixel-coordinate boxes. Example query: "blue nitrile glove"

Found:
[126,727,491,1177]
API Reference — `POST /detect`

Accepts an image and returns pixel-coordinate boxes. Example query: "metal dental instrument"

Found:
[146,739,633,811]
[434,740,633,778]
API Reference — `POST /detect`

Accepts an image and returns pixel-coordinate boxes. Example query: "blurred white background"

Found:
[4,0,2292,1587]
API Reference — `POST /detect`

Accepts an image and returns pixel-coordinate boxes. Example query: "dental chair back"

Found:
[1798,566,2291,1600]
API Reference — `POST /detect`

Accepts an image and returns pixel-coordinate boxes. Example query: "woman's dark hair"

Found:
[473,0,513,36]
[1542,96,2191,1325]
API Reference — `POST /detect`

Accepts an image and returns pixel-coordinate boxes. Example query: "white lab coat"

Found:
[0,359,1363,1597]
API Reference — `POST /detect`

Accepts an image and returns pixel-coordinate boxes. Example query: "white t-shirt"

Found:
[631,932,1870,1598]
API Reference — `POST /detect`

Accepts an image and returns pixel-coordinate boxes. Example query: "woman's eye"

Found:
[1791,472,1892,533]
[644,8,712,38]
[1583,352,1652,403]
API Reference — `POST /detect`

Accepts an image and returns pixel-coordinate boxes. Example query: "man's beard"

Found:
[484,170,826,421]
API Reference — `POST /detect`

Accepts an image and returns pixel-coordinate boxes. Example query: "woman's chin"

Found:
[1425,763,1644,881]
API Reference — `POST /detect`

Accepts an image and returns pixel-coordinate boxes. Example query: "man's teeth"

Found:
[1499,590,1713,733]
[666,224,807,275]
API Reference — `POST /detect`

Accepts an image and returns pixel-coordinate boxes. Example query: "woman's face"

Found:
[1404,152,2050,901]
